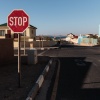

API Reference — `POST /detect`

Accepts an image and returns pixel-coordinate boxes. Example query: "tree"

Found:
[88,34,98,39]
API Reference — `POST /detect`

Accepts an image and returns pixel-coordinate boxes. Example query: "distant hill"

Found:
[47,35,66,39]
[36,35,66,40]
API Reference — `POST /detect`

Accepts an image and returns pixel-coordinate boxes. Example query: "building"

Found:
[99,25,100,37]
[66,33,78,42]
[0,23,37,40]
[78,34,98,45]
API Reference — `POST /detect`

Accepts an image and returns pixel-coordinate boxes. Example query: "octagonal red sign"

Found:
[7,9,29,33]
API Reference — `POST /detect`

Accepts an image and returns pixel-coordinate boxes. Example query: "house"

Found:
[0,23,37,40]
[67,33,75,39]
[77,34,98,45]
[66,33,78,42]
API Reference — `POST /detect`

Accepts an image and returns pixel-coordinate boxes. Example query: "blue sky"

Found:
[0,0,100,36]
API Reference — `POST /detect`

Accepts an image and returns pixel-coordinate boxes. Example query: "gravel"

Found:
[0,56,50,100]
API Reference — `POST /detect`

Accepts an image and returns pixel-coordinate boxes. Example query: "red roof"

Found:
[74,36,78,38]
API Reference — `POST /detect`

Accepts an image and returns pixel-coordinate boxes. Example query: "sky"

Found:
[0,0,100,36]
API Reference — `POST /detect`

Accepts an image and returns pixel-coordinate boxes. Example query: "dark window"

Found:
[32,30,33,34]
[0,30,5,36]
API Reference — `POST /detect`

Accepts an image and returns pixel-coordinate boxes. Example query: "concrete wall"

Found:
[0,36,5,39]
[80,38,97,46]
[33,41,56,47]
[0,39,14,64]
[14,41,56,48]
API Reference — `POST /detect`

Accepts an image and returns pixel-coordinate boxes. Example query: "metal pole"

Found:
[24,32,26,55]
[18,33,21,88]
[42,35,43,48]
[42,40,43,48]
[39,40,40,48]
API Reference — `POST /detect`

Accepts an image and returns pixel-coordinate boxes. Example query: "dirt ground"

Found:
[0,56,50,100]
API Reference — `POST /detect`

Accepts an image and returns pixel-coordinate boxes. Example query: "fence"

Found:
[14,41,57,48]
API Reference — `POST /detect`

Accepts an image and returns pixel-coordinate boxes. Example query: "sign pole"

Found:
[42,35,43,48]
[18,33,21,88]
[42,39,43,48]
[24,32,26,55]
[38,36,40,48]
[39,40,40,48]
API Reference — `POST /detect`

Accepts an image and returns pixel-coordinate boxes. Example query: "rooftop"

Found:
[0,23,37,29]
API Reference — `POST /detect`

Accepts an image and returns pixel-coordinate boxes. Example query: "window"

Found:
[21,31,26,36]
[0,30,5,36]
[7,30,11,34]
[31,30,34,34]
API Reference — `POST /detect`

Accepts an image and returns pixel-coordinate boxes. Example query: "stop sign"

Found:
[7,9,29,33]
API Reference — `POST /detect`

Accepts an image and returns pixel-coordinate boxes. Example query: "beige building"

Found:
[0,23,37,40]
